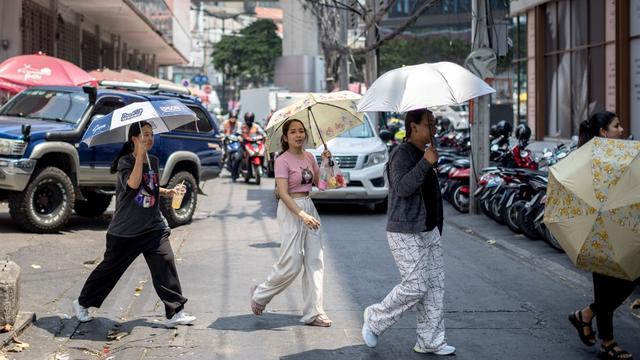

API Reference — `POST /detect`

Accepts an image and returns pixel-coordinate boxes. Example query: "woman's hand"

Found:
[321,150,332,160]
[299,211,320,230]
[132,135,147,159]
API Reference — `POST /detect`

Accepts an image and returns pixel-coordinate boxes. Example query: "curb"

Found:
[444,215,592,291]
[0,312,36,349]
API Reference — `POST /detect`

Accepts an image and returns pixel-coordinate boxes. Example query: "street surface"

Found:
[0,175,638,359]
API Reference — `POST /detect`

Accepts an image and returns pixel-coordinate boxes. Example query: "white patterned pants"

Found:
[366,230,446,351]
[252,196,326,324]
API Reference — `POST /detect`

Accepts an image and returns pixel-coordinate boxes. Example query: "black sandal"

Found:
[601,342,633,360]
[568,310,596,346]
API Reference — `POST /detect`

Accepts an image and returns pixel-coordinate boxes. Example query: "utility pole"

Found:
[338,7,349,91]
[364,0,379,129]
[468,0,491,214]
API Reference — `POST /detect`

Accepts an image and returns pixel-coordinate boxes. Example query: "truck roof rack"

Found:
[99,81,191,96]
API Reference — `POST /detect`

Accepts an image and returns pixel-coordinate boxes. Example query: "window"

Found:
[511,15,528,124]
[0,89,89,124]
[544,0,607,138]
[175,106,213,133]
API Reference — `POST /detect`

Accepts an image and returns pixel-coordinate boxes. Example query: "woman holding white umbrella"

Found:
[73,121,196,328]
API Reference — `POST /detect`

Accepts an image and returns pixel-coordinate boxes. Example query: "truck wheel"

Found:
[8,166,75,233]
[160,171,198,228]
[74,190,112,217]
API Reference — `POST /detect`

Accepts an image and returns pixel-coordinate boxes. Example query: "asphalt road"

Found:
[0,175,638,359]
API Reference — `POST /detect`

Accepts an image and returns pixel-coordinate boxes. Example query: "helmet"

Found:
[244,112,255,126]
[494,120,512,138]
[229,110,239,120]
[437,117,451,131]
[515,123,532,141]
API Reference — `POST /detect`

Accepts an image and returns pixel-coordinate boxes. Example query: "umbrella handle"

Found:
[138,121,151,165]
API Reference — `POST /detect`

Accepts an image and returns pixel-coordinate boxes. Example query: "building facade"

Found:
[0,0,191,76]
[511,0,640,140]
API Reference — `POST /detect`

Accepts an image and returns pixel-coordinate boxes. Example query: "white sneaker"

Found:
[414,344,456,356]
[362,307,378,348]
[166,311,196,327]
[72,299,93,323]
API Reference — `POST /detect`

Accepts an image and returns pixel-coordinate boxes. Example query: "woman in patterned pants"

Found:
[361,109,455,356]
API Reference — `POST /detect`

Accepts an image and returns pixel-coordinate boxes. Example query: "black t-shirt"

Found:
[107,154,168,237]
[421,166,442,233]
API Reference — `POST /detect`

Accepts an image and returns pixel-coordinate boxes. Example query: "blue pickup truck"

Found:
[0,84,222,233]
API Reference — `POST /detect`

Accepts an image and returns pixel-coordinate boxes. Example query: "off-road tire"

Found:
[8,166,75,233]
[74,190,112,217]
[160,171,198,228]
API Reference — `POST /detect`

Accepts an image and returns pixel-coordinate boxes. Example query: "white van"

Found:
[308,114,389,211]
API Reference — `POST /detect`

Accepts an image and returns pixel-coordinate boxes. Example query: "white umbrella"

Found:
[357,62,496,113]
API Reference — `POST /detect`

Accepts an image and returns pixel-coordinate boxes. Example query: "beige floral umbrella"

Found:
[265,91,365,153]
[544,137,640,281]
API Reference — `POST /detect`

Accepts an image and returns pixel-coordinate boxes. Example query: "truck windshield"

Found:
[338,120,374,138]
[0,89,89,124]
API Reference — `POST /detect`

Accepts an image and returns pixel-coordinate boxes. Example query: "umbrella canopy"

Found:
[81,99,196,147]
[265,91,364,153]
[118,69,175,85]
[357,62,495,113]
[544,137,640,281]
[0,53,95,94]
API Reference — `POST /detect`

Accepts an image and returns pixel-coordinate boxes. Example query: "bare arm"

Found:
[276,177,320,230]
[126,151,146,189]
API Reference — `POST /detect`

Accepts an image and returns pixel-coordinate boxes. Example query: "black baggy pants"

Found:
[78,228,187,319]
[589,272,638,341]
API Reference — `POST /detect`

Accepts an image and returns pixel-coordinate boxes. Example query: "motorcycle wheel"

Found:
[451,185,469,213]
[505,200,525,234]
[253,164,261,185]
[489,195,506,225]
[543,225,564,252]
[244,161,251,183]
[480,197,492,217]
[517,207,541,240]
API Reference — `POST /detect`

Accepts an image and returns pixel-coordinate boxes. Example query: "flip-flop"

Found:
[306,314,332,327]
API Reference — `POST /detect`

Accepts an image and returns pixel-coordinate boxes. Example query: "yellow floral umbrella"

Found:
[544,137,640,281]
[265,91,365,153]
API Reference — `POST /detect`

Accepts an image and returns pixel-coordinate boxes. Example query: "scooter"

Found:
[240,134,266,185]
[222,133,242,175]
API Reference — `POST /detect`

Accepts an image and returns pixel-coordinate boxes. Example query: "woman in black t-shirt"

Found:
[72,121,196,328]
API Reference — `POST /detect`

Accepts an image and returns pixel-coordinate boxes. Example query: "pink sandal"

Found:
[250,286,265,316]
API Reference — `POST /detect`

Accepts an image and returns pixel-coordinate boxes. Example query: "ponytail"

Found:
[577,111,617,148]
[110,121,151,173]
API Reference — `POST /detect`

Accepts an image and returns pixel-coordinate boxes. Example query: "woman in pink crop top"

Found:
[250,119,333,327]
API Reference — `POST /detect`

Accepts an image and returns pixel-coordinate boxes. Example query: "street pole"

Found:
[338,7,349,91]
[365,0,379,130]
[469,0,491,215]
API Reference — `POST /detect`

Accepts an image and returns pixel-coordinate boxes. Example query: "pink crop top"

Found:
[275,151,320,193]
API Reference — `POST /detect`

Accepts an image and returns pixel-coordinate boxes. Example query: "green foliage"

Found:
[211,19,282,86]
[379,36,470,74]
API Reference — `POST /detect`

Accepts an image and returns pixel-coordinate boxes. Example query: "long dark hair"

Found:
[403,108,433,142]
[578,111,617,148]
[280,119,307,152]
[110,121,152,173]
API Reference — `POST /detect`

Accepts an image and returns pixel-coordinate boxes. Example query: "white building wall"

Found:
[281,0,319,56]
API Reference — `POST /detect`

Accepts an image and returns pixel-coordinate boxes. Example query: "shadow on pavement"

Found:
[280,345,391,360]
[209,313,301,332]
[249,241,281,248]
[34,315,165,341]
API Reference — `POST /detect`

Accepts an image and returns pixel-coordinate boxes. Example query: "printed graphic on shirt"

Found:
[300,167,314,185]
[135,169,158,208]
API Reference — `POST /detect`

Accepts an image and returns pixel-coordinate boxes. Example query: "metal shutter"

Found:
[21,0,54,55]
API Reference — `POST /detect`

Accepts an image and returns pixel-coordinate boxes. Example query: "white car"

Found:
[308,115,389,211]
[433,104,470,130]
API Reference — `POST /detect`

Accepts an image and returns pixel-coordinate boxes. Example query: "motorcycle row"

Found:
[435,119,576,252]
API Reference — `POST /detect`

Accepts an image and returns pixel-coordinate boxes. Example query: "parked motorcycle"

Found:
[240,133,266,185]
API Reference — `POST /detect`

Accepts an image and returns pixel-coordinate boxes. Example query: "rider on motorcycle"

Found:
[222,110,242,182]
[241,112,265,138]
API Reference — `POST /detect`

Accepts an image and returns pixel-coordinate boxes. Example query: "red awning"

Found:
[0,53,96,94]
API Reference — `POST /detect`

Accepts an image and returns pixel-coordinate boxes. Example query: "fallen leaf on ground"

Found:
[1,324,12,333]
[31,264,41,269]
[83,258,98,265]
[486,239,496,245]
[631,299,640,310]
[107,330,130,341]
[53,354,70,360]
[464,229,473,233]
